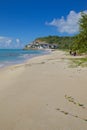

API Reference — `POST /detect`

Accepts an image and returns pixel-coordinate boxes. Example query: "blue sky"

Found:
[0,0,87,48]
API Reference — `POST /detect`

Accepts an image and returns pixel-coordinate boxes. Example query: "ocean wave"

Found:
[0,64,4,68]
[0,49,51,68]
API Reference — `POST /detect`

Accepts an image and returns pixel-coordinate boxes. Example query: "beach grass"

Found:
[69,57,87,67]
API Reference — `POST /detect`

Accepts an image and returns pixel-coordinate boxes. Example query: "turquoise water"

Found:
[0,49,50,68]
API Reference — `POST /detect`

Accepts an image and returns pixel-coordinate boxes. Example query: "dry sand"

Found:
[0,50,87,130]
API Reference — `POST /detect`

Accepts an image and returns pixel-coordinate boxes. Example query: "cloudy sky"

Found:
[0,0,87,48]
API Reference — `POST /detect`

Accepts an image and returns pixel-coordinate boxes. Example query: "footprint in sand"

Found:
[65,95,85,109]
[56,108,87,122]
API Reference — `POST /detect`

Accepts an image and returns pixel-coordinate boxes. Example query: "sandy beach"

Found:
[0,50,87,130]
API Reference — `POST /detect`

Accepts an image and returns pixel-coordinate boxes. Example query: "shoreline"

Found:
[0,50,87,130]
[0,49,51,71]
[0,49,51,69]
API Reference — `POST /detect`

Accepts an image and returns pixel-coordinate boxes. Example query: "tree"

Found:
[72,12,87,53]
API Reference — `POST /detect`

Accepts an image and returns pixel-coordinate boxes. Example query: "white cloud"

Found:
[6,39,12,45]
[14,38,24,49]
[0,36,24,49]
[0,36,6,40]
[0,36,12,48]
[16,38,20,43]
[46,10,87,34]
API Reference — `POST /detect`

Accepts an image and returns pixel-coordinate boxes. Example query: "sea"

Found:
[0,49,50,68]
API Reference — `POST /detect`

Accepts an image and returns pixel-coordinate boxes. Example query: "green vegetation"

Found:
[35,36,74,50]
[69,58,87,67]
[72,12,87,54]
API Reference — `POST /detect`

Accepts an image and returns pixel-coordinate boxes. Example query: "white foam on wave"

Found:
[0,64,5,68]
[19,53,41,60]
[0,50,51,68]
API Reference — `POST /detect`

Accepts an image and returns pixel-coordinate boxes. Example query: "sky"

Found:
[0,0,87,48]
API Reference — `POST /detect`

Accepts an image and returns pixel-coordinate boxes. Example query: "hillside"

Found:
[24,36,75,50]
[35,36,74,49]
